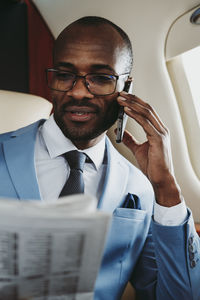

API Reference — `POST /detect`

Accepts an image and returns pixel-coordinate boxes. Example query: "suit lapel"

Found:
[98,138,129,212]
[3,122,42,200]
[3,126,129,204]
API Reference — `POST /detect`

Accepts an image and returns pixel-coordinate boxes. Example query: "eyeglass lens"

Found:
[47,70,117,95]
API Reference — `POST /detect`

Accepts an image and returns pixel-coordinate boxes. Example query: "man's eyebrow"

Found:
[91,64,115,73]
[56,62,75,69]
[55,62,115,74]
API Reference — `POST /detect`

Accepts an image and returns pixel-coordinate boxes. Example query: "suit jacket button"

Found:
[188,236,194,245]
[189,252,195,260]
[190,260,196,268]
[189,244,194,252]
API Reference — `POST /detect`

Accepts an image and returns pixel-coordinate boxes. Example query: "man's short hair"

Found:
[54,16,133,73]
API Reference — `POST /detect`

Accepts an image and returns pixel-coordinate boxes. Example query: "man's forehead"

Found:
[54,43,122,73]
[54,23,129,73]
[56,39,122,60]
[55,23,124,54]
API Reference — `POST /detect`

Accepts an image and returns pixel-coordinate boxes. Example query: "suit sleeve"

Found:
[130,209,200,300]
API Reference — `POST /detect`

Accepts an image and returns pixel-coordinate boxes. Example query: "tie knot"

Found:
[64,150,86,172]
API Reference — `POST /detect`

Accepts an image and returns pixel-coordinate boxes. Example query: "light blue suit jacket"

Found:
[0,120,199,300]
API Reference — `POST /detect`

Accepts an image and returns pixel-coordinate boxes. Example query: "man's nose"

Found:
[67,78,94,100]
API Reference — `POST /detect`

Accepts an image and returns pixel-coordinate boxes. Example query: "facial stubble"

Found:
[53,97,120,142]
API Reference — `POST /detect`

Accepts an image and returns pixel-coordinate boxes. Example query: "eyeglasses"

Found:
[46,68,129,96]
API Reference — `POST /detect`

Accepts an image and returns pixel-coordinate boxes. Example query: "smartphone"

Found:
[116,79,132,143]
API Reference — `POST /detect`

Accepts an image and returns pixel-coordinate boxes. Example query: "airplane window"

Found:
[165,6,200,181]
[181,46,200,126]
[167,47,200,180]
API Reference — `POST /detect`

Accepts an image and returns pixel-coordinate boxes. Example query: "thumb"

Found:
[122,130,140,154]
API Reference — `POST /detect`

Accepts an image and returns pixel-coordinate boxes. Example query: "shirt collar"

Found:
[41,115,106,170]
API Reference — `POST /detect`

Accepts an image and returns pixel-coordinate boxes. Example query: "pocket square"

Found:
[123,193,141,209]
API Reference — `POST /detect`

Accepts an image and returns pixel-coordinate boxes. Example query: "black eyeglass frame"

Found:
[46,68,130,96]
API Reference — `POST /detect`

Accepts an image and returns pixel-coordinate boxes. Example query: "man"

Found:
[0,16,199,299]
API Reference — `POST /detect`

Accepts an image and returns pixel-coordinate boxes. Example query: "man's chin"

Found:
[62,126,104,142]
[54,110,119,142]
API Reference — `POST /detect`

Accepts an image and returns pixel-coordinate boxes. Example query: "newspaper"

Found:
[0,194,111,300]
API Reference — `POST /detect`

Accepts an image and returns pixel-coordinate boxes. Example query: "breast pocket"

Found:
[111,208,148,259]
[102,208,148,266]
[113,207,146,220]
[97,208,149,289]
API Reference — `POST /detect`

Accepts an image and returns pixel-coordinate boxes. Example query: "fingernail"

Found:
[125,107,132,111]
[118,96,126,101]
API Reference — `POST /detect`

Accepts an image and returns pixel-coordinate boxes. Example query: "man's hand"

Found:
[117,92,181,207]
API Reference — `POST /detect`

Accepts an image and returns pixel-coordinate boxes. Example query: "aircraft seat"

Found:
[0,90,52,134]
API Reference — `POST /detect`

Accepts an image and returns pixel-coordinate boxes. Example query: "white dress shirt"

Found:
[35,115,187,225]
[35,115,106,202]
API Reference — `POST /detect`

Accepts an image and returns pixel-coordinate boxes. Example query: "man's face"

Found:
[52,24,128,144]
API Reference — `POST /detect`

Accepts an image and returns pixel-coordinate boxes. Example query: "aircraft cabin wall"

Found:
[32,0,200,222]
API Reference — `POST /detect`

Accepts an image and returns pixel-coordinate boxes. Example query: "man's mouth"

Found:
[64,106,97,122]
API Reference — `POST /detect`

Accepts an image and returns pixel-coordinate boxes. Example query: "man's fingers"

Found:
[124,106,162,138]
[117,93,168,136]
[121,92,166,128]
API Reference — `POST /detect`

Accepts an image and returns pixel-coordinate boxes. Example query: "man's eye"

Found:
[90,75,115,84]
[56,72,74,81]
